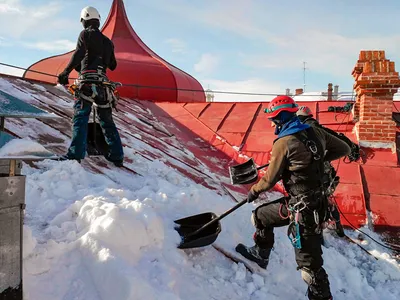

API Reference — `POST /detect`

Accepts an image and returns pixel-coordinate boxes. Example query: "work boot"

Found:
[335,222,345,238]
[105,157,123,167]
[55,154,81,163]
[235,243,271,269]
[302,267,333,300]
[307,288,333,300]
[112,160,124,167]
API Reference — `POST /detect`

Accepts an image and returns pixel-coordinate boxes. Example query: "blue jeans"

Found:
[67,98,124,162]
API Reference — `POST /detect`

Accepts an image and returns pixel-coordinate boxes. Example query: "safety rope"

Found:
[0,61,377,98]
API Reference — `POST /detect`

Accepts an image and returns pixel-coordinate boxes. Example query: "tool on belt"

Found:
[68,67,122,111]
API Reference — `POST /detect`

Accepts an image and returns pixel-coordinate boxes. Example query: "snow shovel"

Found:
[174,199,248,249]
[229,158,270,185]
[87,107,108,156]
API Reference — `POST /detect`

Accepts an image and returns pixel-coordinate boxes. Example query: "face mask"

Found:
[269,118,282,135]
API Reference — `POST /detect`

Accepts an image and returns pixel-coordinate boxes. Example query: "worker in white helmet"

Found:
[57,6,124,167]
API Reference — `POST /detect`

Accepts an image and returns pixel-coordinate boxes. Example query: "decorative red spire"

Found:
[23,0,205,102]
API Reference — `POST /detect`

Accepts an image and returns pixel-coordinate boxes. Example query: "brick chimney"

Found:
[352,50,400,149]
[327,83,333,100]
[295,88,303,95]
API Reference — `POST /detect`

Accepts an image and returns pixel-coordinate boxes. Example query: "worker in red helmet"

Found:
[235,95,351,300]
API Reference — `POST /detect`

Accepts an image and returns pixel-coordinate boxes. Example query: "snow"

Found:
[0,138,55,158]
[19,158,400,300]
[31,83,48,92]
[0,77,398,299]
[358,140,396,151]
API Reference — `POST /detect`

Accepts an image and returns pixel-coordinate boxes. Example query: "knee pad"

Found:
[301,267,316,286]
[251,211,257,227]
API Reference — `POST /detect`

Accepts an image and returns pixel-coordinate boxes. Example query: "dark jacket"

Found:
[63,25,117,74]
[250,125,351,196]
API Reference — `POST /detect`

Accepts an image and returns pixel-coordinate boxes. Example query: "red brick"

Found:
[377,104,393,110]
[382,61,390,72]
[359,51,366,61]
[358,133,374,139]
[389,61,395,72]
[372,124,392,130]
[362,116,387,121]
[356,79,372,86]
[360,73,380,78]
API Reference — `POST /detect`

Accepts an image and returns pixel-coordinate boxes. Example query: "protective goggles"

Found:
[264,103,298,114]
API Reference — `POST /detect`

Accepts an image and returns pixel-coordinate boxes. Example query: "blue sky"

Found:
[1,0,400,101]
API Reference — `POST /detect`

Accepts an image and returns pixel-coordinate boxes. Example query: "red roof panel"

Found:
[370,195,400,226]
[217,103,259,134]
[183,103,209,118]
[197,103,235,132]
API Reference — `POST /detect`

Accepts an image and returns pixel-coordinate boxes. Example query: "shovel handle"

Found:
[256,163,269,170]
[93,107,97,146]
[184,199,248,239]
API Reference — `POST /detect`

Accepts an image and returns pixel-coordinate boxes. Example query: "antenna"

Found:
[303,61,308,92]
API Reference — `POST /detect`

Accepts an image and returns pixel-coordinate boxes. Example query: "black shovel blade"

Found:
[174,212,221,249]
[87,122,108,156]
[229,158,259,185]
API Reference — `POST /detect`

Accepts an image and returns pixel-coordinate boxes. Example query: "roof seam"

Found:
[216,103,236,132]
[239,104,263,151]
[198,103,211,118]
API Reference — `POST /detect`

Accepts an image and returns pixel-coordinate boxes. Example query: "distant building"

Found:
[205,89,215,102]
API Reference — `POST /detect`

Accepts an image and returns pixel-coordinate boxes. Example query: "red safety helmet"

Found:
[264,95,299,118]
[296,106,313,117]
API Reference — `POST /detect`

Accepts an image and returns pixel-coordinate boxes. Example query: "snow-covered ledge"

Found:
[357,140,396,151]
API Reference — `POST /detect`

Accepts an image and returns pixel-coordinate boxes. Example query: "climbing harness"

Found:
[71,67,122,110]
[285,128,329,249]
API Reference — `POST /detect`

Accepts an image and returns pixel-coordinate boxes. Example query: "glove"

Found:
[57,71,69,85]
[247,190,259,203]
[347,144,360,162]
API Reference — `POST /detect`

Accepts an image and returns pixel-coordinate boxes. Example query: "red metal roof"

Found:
[1,73,400,233]
[22,0,205,102]
[150,100,400,230]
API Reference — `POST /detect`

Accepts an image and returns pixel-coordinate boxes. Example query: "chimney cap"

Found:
[295,88,303,95]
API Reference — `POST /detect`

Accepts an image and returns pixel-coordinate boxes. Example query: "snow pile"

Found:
[20,159,400,300]
[0,138,54,157]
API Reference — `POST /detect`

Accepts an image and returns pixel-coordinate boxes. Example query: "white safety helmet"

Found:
[80,6,101,22]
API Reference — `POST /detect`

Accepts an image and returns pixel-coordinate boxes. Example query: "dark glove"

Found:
[57,71,69,85]
[347,144,360,162]
[247,190,259,203]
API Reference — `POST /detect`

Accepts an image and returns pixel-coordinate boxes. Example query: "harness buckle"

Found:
[306,140,321,160]
[289,199,307,213]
